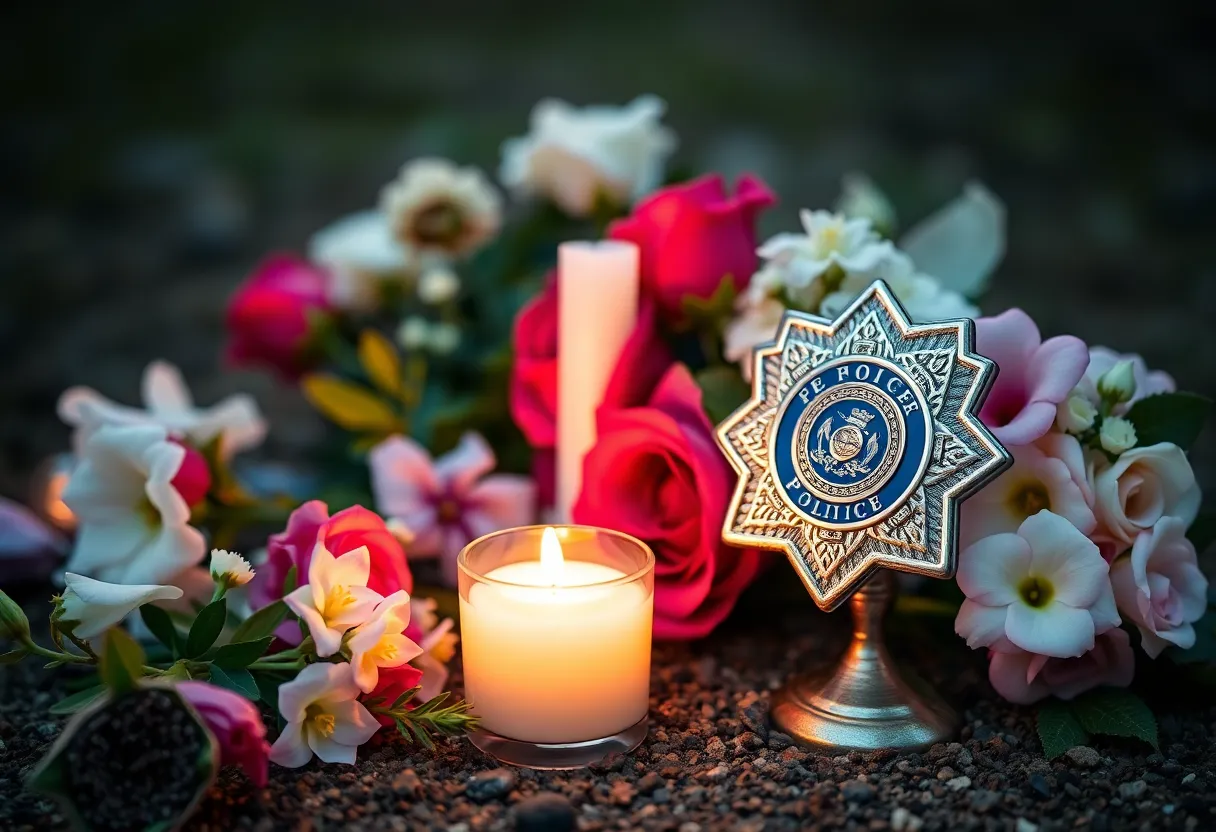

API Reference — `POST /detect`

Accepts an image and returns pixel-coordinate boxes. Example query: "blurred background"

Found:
[2,0,1214,503]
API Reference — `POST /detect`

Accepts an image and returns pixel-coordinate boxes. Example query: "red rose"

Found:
[573,364,765,639]
[248,501,412,643]
[608,174,775,322]
[226,253,331,379]
[509,274,674,499]
[362,663,425,728]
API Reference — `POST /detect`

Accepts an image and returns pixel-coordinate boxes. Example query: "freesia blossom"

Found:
[309,210,419,311]
[1078,347,1175,415]
[974,310,1089,447]
[368,433,535,586]
[284,542,382,657]
[1092,443,1201,547]
[269,663,380,767]
[58,360,266,458]
[61,425,207,586]
[960,434,1095,548]
[500,95,677,216]
[988,629,1134,705]
[209,549,254,588]
[380,158,501,258]
[178,681,271,786]
[955,511,1119,658]
[818,250,978,323]
[347,590,422,693]
[757,210,892,296]
[58,572,183,639]
[1110,517,1208,657]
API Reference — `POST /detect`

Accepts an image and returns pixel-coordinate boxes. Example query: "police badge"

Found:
[716,280,1011,749]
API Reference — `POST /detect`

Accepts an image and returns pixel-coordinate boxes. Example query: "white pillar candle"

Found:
[459,526,653,744]
[555,240,640,522]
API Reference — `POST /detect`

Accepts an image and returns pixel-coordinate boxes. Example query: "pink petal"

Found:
[1026,335,1090,406]
[369,436,440,514]
[435,433,496,495]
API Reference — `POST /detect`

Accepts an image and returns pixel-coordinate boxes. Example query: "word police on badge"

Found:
[716,280,1011,750]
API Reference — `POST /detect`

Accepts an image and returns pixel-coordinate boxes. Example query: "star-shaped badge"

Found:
[716,280,1011,611]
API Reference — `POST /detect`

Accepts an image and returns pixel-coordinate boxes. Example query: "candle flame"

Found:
[540,526,565,587]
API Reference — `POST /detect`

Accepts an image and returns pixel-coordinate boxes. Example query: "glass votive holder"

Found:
[458,524,654,769]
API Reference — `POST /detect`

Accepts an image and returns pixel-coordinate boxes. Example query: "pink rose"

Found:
[361,663,425,728]
[168,439,211,508]
[178,681,271,787]
[1111,517,1208,658]
[573,364,765,639]
[226,254,331,379]
[608,174,776,322]
[248,501,412,643]
[988,629,1135,705]
[975,309,1089,447]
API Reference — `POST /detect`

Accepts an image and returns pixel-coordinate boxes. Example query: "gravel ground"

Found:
[2,583,1214,832]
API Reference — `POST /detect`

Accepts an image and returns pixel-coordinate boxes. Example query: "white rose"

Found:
[1092,442,1201,546]
[499,95,677,217]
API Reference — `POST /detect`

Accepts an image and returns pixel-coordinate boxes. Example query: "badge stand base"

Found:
[770,573,956,751]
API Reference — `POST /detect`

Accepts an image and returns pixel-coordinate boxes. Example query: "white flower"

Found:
[500,95,677,216]
[381,159,501,258]
[1056,393,1098,434]
[955,511,1119,658]
[899,181,1005,298]
[724,297,786,382]
[819,250,978,323]
[417,266,461,305]
[58,360,265,459]
[269,662,380,767]
[396,316,431,350]
[835,172,896,233]
[309,210,418,310]
[59,572,183,639]
[284,541,382,657]
[758,210,893,290]
[1111,517,1209,658]
[1078,347,1175,415]
[347,590,422,693]
[61,425,207,585]
[429,322,461,355]
[209,549,254,588]
[1099,416,1137,455]
[1092,443,1201,546]
[961,434,1096,548]
[1096,359,1137,405]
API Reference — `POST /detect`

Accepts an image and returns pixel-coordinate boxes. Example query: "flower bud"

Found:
[209,549,254,588]
[0,589,31,643]
[1097,359,1137,405]
[169,440,212,508]
[396,317,430,350]
[1056,393,1098,434]
[417,267,461,305]
[1100,415,1138,455]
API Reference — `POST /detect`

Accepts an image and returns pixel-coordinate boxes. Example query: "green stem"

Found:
[249,658,306,672]
[23,640,92,665]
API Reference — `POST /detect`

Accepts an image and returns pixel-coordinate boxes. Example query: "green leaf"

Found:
[230,600,289,644]
[139,604,180,657]
[211,636,274,669]
[209,664,259,701]
[0,648,27,664]
[358,329,403,397]
[282,565,299,595]
[1125,392,1212,451]
[99,628,145,696]
[49,684,107,715]
[695,365,752,425]
[185,599,228,659]
[301,374,402,433]
[1037,700,1089,759]
[1071,688,1159,750]
[680,274,738,332]
[252,671,287,712]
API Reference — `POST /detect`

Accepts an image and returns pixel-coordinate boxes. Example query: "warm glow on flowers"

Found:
[209,549,254,588]
[346,590,423,693]
[284,542,382,657]
[269,663,380,768]
[58,572,184,639]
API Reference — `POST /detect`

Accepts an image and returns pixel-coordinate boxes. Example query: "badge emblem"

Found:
[716,280,1011,610]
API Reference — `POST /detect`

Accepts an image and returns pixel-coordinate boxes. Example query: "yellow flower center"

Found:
[373,639,399,663]
[323,585,356,621]
[1007,481,1050,519]
[1018,576,1054,609]
[306,704,336,738]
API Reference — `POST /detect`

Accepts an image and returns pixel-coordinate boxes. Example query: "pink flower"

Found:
[1079,347,1175,414]
[573,364,765,640]
[1111,517,1208,658]
[368,433,536,586]
[168,439,211,508]
[955,510,1119,657]
[178,681,271,787]
[974,309,1089,447]
[508,276,673,459]
[248,501,413,643]
[608,174,776,322]
[1092,443,1201,547]
[226,254,331,379]
[987,629,1135,705]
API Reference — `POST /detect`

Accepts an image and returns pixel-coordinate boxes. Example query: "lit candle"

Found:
[556,241,640,522]
[458,525,654,764]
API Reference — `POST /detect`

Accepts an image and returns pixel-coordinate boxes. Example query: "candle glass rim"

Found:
[457,524,655,590]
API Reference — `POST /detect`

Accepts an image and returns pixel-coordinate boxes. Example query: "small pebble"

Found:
[841,779,876,804]
[890,807,923,831]
[466,768,516,802]
[1181,772,1196,785]
[1016,820,1038,832]
[514,792,575,832]
[1118,779,1147,800]
[1065,746,1101,769]
[946,775,971,791]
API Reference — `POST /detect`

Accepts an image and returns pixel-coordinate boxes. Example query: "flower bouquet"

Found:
[2,92,1213,827]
